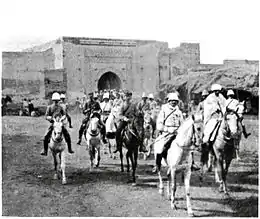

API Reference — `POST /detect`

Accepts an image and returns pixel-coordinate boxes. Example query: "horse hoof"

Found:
[53,174,58,180]
[132,183,137,187]
[62,180,67,185]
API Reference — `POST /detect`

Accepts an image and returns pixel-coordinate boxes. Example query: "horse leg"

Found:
[60,152,66,185]
[89,146,94,170]
[96,147,101,167]
[53,152,58,180]
[184,168,194,216]
[170,168,177,210]
[143,138,147,160]
[216,154,225,193]
[120,148,124,172]
[157,154,164,195]
[129,151,135,183]
[126,150,130,173]
[167,168,171,200]
[132,149,138,185]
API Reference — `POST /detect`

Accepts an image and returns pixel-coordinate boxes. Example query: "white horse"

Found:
[49,115,68,185]
[155,115,203,217]
[85,113,101,169]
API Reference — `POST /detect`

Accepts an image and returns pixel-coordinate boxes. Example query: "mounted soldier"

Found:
[60,94,73,128]
[40,92,74,156]
[113,90,148,153]
[226,89,251,138]
[155,92,200,171]
[77,92,101,145]
[203,84,227,147]
[137,92,150,114]
[196,89,209,121]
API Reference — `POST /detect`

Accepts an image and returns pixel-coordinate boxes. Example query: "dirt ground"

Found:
[2,114,258,217]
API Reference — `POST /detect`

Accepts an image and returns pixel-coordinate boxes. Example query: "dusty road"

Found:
[2,114,258,217]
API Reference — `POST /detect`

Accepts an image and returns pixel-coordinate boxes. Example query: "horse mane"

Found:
[174,116,194,143]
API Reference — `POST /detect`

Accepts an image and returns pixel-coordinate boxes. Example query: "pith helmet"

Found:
[142,92,147,98]
[168,93,179,101]
[52,92,60,101]
[202,90,209,96]
[227,89,235,96]
[148,93,154,99]
[103,92,109,99]
[60,94,66,99]
[211,84,222,91]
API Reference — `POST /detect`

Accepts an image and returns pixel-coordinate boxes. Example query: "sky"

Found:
[0,0,259,68]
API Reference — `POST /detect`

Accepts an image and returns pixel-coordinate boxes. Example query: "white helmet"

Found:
[142,92,147,98]
[103,92,109,99]
[227,89,235,96]
[52,92,60,101]
[60,94,66,99]
[211,84,222,91]
[168,93,179,101]
[148,93,154,99]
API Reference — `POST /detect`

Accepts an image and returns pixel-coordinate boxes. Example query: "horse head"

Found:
[224,110,240,138]
[88,116,100,136]
[143,111,152,130]
[52,115,66,142]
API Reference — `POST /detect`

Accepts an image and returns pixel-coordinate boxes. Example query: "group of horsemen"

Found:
[40,84,250,171]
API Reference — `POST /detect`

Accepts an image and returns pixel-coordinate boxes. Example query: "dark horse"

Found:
[119,111,144,185]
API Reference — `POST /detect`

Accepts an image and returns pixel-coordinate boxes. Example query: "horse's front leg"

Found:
[156,154,164,195]
[131,149,138,185]
[53,152,58,180]
[170,167,177,210]
[96,146,101,167]
[126,150,130,172]
[167,167,171,200]
[60,152,66,185]
[184,167,194,216]
[216,154,225,193]
[119,147,124,172]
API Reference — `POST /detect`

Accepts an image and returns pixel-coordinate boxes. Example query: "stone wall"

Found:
[223,60,259,73]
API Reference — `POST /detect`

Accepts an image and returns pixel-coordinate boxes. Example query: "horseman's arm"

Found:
[45,106,53,122]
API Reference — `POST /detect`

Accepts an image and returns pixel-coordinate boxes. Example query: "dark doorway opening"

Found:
[98,72,121,91]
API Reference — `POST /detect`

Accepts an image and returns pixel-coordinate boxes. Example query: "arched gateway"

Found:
[98,72,121,91]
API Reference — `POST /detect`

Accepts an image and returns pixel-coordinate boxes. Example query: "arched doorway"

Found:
[98,72,121,91]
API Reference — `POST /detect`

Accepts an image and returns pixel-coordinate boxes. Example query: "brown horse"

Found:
[119,112,144,185]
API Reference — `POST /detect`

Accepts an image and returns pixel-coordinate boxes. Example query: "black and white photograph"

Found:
[1,0,259,217]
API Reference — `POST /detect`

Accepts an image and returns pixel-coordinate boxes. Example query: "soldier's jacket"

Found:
[112,98,123,108]
[45,103,65,119]
[117,101,138,121]
[157,103,183,132]
[203,93,226,125]
[60,102,69,114]
[83,100,101,115]
[225,98,239,111]
[149,100,157,111]
[137,100,150,112]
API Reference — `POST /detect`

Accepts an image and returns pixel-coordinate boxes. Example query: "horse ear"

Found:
[191,114,195,121]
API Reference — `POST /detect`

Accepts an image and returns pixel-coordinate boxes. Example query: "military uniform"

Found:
[60,101,73,128]
[77,96,101,145]
[41,103,74,156]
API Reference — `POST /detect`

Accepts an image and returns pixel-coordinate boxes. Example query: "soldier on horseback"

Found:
[41,92,74,156]
[155,92,200,171]
[137,92,150,113]
[226,89,251,138]
[196,89,209,120]
[60,94,73,128]
[77,92,101,145]
[113,90,148,153]
[202,84,227,148]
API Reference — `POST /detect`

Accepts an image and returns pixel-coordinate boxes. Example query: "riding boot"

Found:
[242,125,251,138]
[63,127,74,154]
[77,124,86,145]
